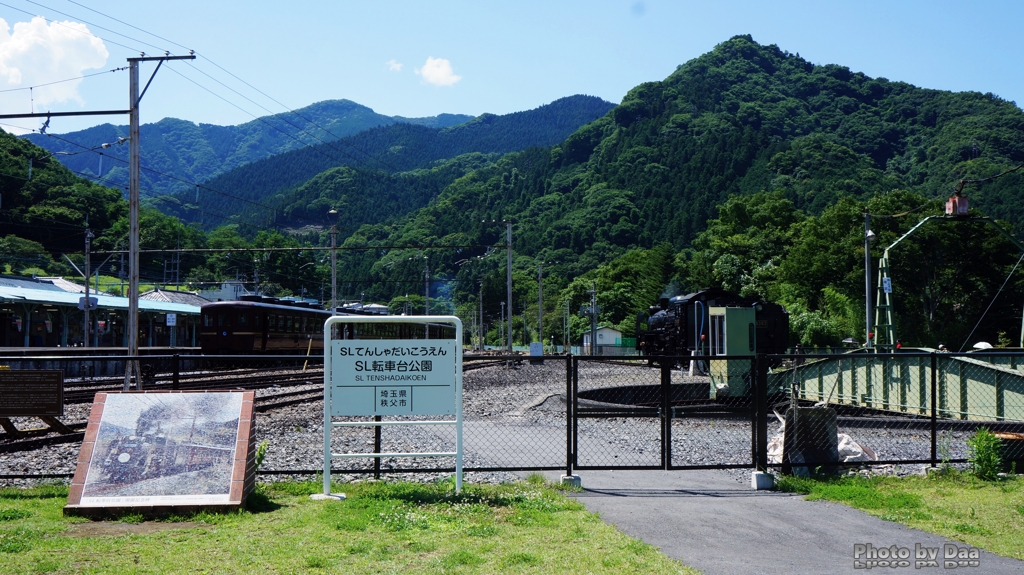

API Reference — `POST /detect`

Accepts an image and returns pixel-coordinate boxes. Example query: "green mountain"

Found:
[21,99,474,196]
[166,95,616,229]
[320,35,1024,345]
[6,35,1024,349]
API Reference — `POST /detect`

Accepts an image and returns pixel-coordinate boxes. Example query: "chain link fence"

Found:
[1,350,1022,481]
[766,351,1024,475]
[573,357,662,469]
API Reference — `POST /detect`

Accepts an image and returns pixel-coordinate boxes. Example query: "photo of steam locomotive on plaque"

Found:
[65,390,256,514]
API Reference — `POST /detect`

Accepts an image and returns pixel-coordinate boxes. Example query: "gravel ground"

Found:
[0,360,992,487]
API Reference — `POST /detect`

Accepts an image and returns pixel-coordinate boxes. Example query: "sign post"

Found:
[320,316,463,499]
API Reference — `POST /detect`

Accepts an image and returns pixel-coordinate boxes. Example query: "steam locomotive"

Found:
[635,288,789,359]
[99,421,234,484]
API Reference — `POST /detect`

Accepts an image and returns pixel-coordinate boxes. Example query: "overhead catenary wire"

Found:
[57,0,402,174]
[0,67,128,94]
[164,66,396,173]
[954,163,1024,195]
[957,251,1024,352]
[0,1,143,52]
[2,5,431,237]
[36,132,349,231]
[22,1,415,179]
[23,0,172,53]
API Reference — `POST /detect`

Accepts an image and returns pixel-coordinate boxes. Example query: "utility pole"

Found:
[523,304,528,346]
[589,283,598,355]
[479,282,484,351]
[481,218,513,352]
[506,221,512,354]
[424,258,430,315]
[83,228,94,348]
[564,300,570,352]
[125,53,195,391]
[329,209,338,314]
[538,264,543,350]
[500,302,506,350]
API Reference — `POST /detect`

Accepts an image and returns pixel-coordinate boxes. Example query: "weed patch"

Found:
[778,471,1024,560]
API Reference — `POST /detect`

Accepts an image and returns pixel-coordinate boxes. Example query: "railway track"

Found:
[0,358,515,454]
[61,366,326,404]
[0,383,327,454]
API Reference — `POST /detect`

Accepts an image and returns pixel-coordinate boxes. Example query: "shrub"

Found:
[967,428,1003,481]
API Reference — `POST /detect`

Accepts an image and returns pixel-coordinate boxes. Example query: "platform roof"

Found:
[0,285,200,315]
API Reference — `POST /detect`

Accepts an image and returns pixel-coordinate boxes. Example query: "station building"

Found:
[0,276,203,348]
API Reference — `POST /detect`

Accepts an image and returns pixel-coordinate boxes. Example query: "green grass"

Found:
[0,479,699,574]
[777,471,1024,561]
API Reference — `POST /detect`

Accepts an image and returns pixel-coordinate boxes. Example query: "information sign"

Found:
[0,370,63,416]
[322,316,463,496]
[882,277,892,294]
[166,313,177,327]
[330,339,457,415]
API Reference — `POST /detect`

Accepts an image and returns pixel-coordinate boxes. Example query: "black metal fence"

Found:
[1,350,1023,480]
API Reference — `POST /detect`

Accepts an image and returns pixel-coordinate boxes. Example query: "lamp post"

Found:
[865,211,876,349]
[329,208,338,314]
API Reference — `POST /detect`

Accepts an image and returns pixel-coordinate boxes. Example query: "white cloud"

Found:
[415,56,461,87]
[0,17,108,114]
[386,59,403,72]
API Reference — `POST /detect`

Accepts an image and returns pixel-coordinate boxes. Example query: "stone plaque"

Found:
[0,370,63,417]
[64,390,256,517]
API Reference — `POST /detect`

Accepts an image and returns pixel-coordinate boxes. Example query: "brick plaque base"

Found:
[64,390,256,518]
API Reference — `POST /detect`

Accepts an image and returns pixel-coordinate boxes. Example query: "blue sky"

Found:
[0,0,1022,135]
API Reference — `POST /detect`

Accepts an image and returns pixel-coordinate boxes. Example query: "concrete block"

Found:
[310,493,346,501]
[560,475,582,488]
[751,471,775,490]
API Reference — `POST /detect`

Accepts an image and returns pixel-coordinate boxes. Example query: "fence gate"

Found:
[667,356,758,470]
[570,355,761,472]
[571,357,665,470]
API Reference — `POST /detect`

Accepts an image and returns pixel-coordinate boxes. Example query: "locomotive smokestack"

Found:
[659,297,669,310]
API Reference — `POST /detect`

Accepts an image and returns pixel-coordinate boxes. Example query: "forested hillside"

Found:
[4,36,1024,350]
[325,35,1024,347]
[22,99,473,197]
[165,95,616,229]
[0,129,205,282]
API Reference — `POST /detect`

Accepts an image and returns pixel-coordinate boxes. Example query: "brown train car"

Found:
[200,296,333,354]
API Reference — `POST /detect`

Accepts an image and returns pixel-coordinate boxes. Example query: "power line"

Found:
[0,66,128,94]
[46,1,405,174]
[1,7,424,230]
[91,245,497,255]
[26,1,378,169]
[65,0,190,52]
[0,1,141,52]
[24,0,170,53]
[39,131,328,228]
[165,66,389,173]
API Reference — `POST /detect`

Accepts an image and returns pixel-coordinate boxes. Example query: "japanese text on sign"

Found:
[330,338,457,416]
[337,346,448,357]
[355,360,432,372]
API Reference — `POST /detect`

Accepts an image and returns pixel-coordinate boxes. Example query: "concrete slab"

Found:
[545,469,1023,575]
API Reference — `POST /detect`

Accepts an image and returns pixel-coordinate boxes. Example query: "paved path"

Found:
[539,469,1023,575]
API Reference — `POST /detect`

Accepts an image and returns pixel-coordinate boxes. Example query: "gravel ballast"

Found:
[0,359,985,486]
